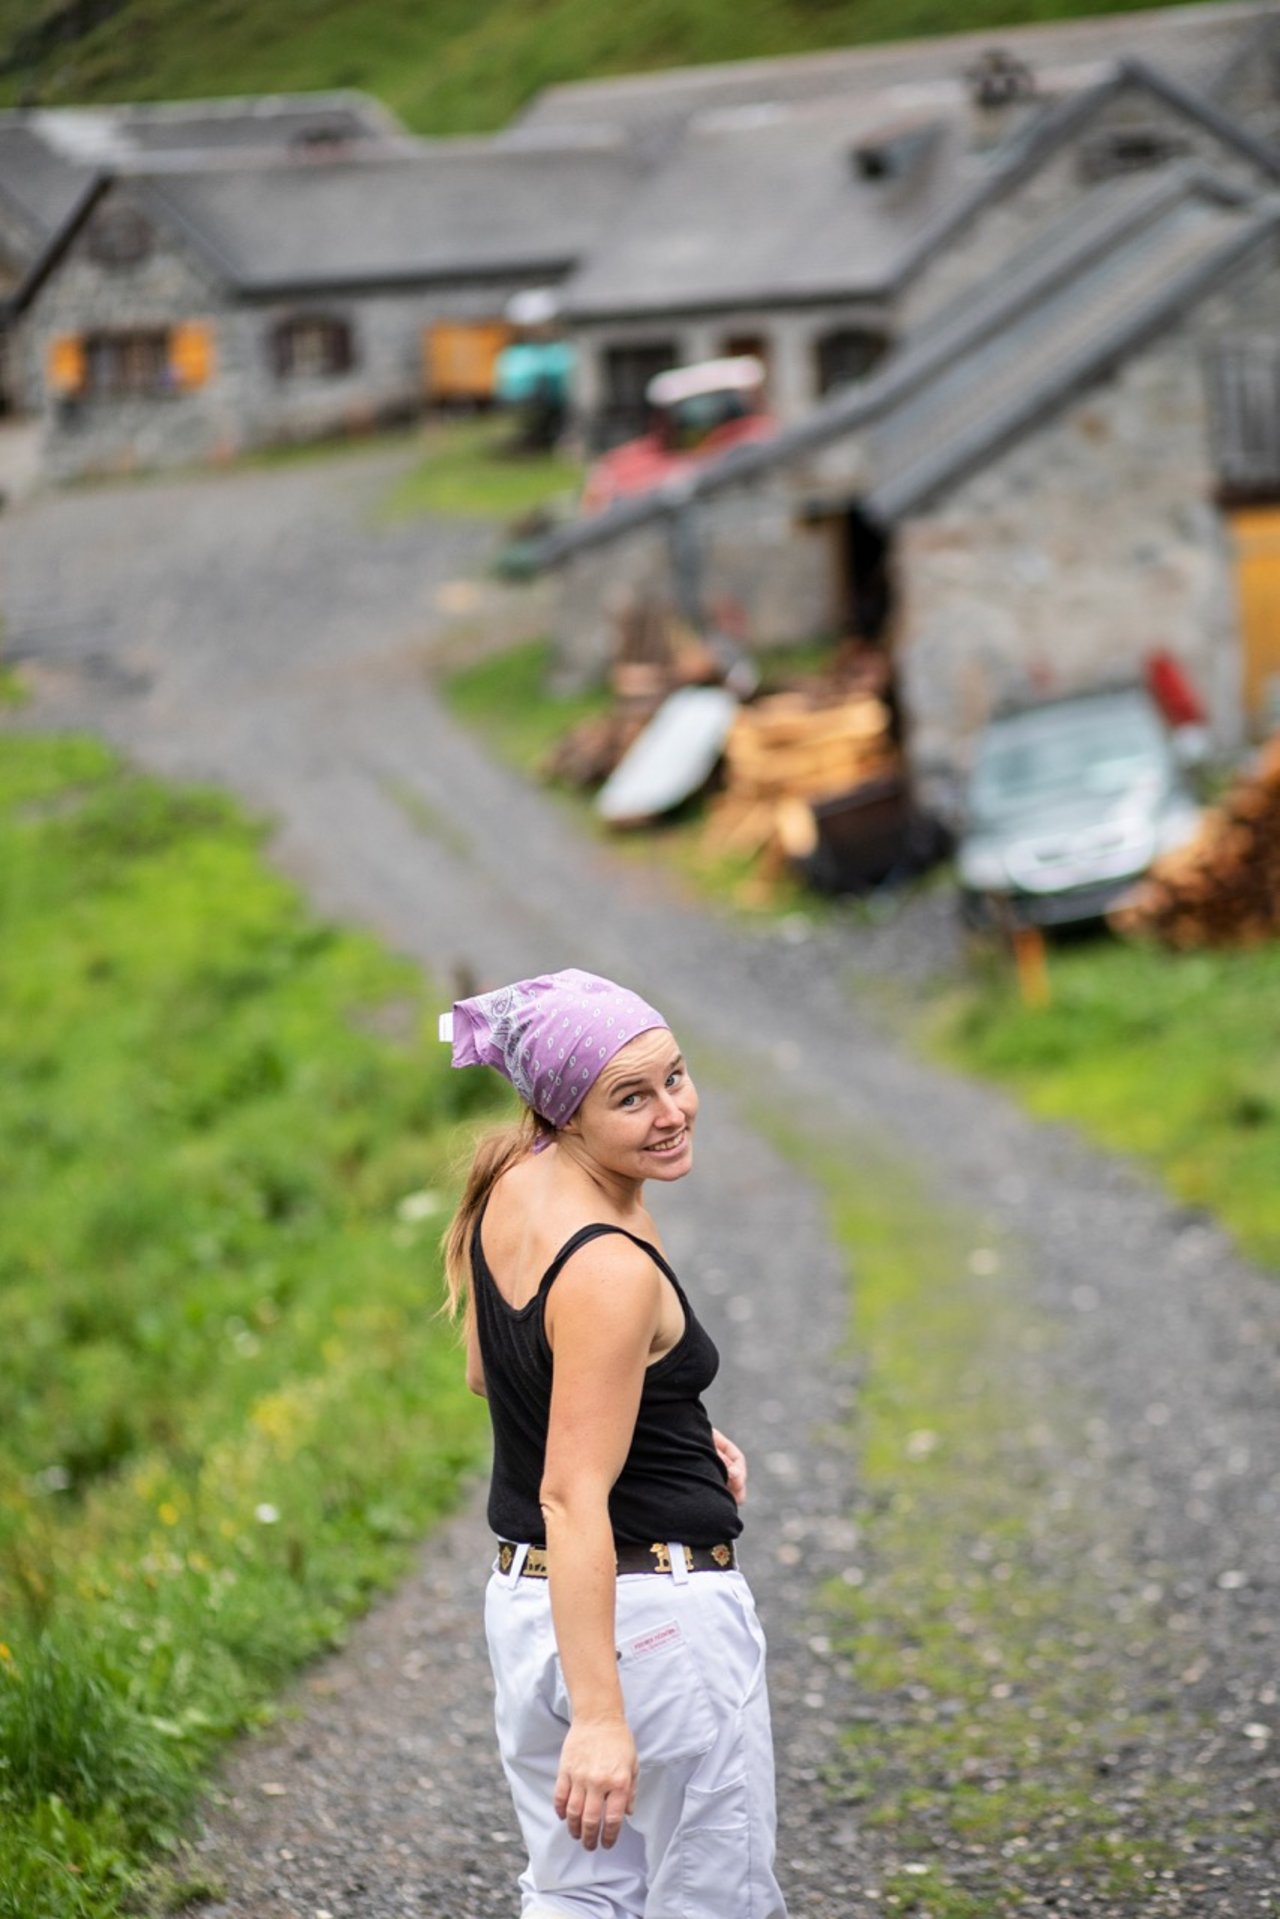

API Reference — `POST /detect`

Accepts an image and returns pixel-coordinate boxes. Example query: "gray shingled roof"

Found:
[0,122,94,257]
[0,91,407,270]
[517,1,1270,148]
[135,141,635,294]
[865,182,1278,519]
[563,92,976,319]
[532,165,1278,566]
[562,54,1280,325]
[6,92,404,168]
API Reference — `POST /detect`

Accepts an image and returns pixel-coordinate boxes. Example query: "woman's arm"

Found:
[540,1238,663,1851]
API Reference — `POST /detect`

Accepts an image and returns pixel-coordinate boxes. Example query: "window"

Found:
[815,328,889,396]
[1078,124,1189,183]
[82,330,171,398]
[271,315,355,380]
[598,341,679,447]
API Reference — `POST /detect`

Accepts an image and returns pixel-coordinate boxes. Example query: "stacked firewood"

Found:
[1109,736,1280,947]
[703,689,898,864]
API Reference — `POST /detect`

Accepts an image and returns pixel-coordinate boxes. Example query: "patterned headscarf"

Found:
[440,969,669,1133]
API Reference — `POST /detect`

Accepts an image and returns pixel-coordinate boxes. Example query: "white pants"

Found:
[484,1546,788,1919]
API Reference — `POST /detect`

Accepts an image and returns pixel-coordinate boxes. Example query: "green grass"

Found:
[379,417,583,524]
[933,933,1280,1271]
[0,732,501,1915]
[0,0,1222,130]
[440,634,612,778]
[739,1096,1240,1913]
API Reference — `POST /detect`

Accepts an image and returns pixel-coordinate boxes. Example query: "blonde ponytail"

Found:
[441,1105,555,1318]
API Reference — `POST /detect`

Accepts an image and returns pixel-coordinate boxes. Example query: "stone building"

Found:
[538,3,1280,443]
[534,155,1280,798]
[14,134,631,479]
[0,92,407,414]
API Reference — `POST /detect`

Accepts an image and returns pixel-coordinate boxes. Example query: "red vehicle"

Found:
[582,356,775,512]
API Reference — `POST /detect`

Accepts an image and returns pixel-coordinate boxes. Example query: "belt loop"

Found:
[497,1542,529,1587]
[668,1540,690,1586]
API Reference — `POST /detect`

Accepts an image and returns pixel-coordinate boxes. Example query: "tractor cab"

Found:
[582,356,774,512]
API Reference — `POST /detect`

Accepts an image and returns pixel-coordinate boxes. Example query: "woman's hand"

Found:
[554,1715,638,1850]
[713,1427,748,1505]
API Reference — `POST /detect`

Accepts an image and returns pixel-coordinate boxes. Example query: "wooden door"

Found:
[424,322,511,402]
[1228,506,1280,732]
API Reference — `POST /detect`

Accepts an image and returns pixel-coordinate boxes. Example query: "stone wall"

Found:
[552,475,840,685]
[571,298,894,433]
[891,323,1240,807]
[899,87,1272,336]
[27,181,547,479]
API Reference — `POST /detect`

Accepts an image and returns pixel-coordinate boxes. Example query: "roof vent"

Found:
[850,120,941,185]
[964,47,1036,111]
[289,122,356,156]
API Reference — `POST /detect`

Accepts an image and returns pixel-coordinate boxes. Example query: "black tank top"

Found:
[471,1209,743,1548]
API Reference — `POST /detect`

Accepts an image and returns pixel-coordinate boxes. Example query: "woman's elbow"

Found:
[539,1471,611,1528]
[466,1362,488,1397]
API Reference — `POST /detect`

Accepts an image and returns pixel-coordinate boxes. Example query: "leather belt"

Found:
[497,1540,737,1578]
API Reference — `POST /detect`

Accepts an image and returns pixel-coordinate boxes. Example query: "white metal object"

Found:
[646,357,764,408]
[596,686,739,825]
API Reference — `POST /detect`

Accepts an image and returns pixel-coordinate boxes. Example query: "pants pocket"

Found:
[617,1617,718,1764]
[678,1775,750,1916]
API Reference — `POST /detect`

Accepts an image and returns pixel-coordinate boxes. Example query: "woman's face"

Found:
[568,1027,698,1182]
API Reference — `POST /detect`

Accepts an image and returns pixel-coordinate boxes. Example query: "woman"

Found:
[440,968,788,1919]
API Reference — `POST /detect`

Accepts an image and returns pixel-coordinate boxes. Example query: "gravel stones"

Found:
[3,450,1278,1916]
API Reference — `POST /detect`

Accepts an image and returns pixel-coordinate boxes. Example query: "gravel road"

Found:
[4,448,1278,1918]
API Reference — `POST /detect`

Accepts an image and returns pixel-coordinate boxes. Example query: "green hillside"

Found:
[0,0,1237,134]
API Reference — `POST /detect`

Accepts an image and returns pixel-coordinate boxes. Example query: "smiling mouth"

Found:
[645,1129,689,1155]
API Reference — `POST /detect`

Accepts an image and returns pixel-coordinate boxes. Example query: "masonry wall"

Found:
[899,90,1271,336]
[891,325,1240,806]
[28,183,544,478]
[572,298,894,434]
[553,474,839,685]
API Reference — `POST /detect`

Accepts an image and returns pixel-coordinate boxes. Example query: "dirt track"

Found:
[5,448,1278,1917]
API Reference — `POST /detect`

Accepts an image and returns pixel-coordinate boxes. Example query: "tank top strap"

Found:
[539,1221,677,1295]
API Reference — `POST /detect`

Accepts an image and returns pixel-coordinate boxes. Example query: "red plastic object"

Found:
[1145,649,1206,727]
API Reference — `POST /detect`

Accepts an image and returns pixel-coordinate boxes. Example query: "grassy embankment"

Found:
[933,936,1280,1273]
[379,416,583,524]
[0,734,498,1918]
[748,1105,1251,1916]
[0,0,1219,131]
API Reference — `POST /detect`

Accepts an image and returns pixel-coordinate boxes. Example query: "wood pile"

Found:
[1109,736,1280,947]
[543,599,722,791]
[704,688,898,866]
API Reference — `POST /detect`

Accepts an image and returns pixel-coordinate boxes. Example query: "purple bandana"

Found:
[440,968,668,1132]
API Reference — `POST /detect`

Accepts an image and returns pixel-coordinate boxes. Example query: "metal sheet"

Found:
[596,685,739,824]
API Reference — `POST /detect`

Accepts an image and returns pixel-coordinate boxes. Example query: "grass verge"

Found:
[378,417,583,523]
[0,733,499,1916]
[931,933,1280,1273]
[745,1101,1238,1913]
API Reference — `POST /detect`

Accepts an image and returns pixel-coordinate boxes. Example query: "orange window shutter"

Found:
[170,322,215,389]
[47,335,85,396]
